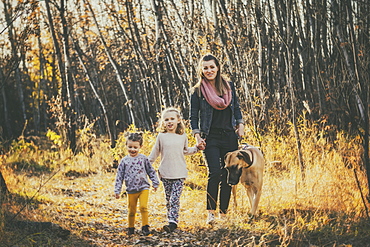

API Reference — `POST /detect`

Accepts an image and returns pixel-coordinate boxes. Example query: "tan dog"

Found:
[224,144,264,218]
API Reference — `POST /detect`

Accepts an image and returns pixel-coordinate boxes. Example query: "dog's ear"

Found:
[224,152,231,163]
[237,150,253,166]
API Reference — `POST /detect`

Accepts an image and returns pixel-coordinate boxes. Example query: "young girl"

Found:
[114,132,159,236]
[148,107,204,233]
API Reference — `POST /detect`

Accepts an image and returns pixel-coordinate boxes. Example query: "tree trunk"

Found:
[60,0,77,152]
[44,0,68,143]
[151,0,168,108]
[286,0,305,179]
[0,68,12,138]
[0,170,9,203]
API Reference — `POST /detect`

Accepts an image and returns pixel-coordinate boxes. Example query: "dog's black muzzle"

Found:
[226,166,242,185]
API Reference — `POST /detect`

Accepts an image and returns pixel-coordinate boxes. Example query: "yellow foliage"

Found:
[46,129,63,147]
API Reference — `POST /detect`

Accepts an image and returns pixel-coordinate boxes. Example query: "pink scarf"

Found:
[200,79,232,110]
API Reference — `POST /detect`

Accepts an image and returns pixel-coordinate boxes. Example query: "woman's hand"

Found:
[195,133,206,150]
[236,123,245,138]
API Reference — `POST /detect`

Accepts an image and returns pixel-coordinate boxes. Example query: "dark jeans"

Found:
[204,129,238,214]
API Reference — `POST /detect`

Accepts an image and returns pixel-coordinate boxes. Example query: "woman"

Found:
[190,54,245,224]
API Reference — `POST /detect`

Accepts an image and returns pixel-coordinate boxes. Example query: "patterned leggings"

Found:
[161,178,185,224]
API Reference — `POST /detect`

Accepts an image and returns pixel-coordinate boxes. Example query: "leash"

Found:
[238,142,254,168]
[239,142,252,150]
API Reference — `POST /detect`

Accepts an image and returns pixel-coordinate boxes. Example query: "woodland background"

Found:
[0,0,370,246]
[0,0,368,151]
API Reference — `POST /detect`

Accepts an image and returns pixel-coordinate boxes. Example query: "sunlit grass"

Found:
[0,118,369,246]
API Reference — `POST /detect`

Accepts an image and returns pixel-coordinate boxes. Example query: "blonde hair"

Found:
[158,107,185,135]
[192,54,230,95]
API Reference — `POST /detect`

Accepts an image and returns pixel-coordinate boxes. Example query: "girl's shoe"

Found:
[127,227,135,235]
[206,212,215,225]
[141,225,151,236]
[163,222,177,233]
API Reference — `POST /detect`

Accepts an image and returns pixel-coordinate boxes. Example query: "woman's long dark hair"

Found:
[192,54,229,96]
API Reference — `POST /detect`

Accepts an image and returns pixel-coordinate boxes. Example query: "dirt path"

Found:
[5,169,370,246]
[36,171,267,246]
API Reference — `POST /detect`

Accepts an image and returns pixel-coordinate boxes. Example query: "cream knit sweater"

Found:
[148,132,198,179]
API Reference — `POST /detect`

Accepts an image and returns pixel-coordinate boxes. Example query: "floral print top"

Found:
[114,153,159,194]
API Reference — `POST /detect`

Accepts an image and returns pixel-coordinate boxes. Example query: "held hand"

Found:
[197,143,205,150]
[236,124,245,138]
[115,194,120,199]
[195,134,206,149]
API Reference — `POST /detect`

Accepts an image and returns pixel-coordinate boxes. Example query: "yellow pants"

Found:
[127,189,149,228]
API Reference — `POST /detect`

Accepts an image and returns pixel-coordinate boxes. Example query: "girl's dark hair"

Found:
[124,132,144,146]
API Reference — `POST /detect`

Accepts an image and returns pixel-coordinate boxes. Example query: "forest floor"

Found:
[2,167,370,246]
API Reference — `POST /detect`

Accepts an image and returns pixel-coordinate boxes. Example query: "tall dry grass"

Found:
[0,118,368,245]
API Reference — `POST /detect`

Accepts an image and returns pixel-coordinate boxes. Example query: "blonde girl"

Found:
[148,107,203,232]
